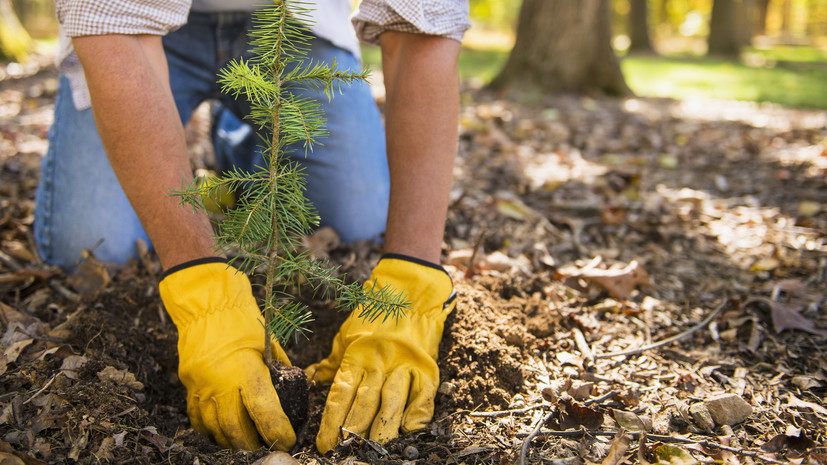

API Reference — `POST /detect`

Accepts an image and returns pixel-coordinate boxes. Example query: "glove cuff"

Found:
[160,256,229,280]
[374,253,457,315]
[159,258,257,328]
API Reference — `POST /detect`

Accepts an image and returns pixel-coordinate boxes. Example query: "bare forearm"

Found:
[72,35,217,269]
[379,32,461,264]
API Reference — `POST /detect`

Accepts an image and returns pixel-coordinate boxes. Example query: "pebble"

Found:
[509,393,526,409]
[689,402,715,431]
[438,381,456,396]
[403,445,419,460]
[705,394,753,426]
[251,451,300,465]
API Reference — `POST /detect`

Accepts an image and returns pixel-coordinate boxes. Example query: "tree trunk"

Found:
[0,0,32,62]
[490,0,631,97]
[628,0,655,53]
[707,0,742,56]
[754,0,771,35]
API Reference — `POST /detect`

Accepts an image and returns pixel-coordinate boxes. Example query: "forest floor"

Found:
[1,56,826,465]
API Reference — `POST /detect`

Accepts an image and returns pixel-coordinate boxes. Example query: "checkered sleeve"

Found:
[55,0,191,37]
[352,0,470,45]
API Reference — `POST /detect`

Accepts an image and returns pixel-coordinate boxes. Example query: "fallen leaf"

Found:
[600,429,632,465]
[0,452,25,465]
[761,429,816,455]
[66,250,110,297]
[59,355,88,380]
[94,437,116,461]
[749,257,779,272]
[747,297,827,336]
[97,366,144,390]
[786,393,827,416]
[562,259,650,300]
[3,338,33,369]
[1,240,34,262]
[791,375,822,390]
[559,398,603,430]
[797,200,821,217]
[653,444,697,465]
[495,193,534,220]
[612,410,649,432]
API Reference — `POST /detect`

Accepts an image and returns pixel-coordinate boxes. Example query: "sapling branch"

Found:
[170,0,410,367]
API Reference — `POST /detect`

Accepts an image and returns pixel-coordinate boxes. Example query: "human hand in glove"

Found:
[306,254,456,453]
[159,258,296,451]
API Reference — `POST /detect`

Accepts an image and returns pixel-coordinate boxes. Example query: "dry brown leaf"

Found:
[600,429,632,465]
[559,398,603,430]
[66,250,110,297]
[97,366,144,391]
[747,297,827,336]
[786,393,827,416]
[560,258,650,299]
[59,355,88,380]
[761,429,817,456]
[3,338,33,364]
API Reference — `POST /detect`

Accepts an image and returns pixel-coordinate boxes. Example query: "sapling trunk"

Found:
[173,0,410,367]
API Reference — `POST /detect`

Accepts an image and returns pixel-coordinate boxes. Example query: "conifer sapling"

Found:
[172,0,410,398]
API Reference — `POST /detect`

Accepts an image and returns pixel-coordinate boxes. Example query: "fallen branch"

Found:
[519,409,553,465]
[468,403,544,418]
[595,298,729,359]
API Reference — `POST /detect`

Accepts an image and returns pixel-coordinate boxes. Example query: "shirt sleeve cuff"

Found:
[55,0,191,38]
[351,0,470,45]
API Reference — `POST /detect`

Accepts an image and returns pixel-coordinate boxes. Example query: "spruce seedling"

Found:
[173,0,409,366]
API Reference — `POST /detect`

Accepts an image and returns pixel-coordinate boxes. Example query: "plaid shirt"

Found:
[54,0,469,110]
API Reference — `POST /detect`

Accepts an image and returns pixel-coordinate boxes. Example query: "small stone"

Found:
[252,452,300,465]
[403,445,419,460]
[438,381,456,396]
[689,402,715,431]
[509,393,526,409]
[705,394,753,426]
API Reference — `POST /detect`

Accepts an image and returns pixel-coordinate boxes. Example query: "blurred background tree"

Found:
[1,0,56,61]
[489,0,632,96]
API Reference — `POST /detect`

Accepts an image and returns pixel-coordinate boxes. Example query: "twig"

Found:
[0,250,80,302]
[584,390,619,406]
[573,327,594,366]
[431,444,460,465]
[0,250,22,271]
[49,280,80,302]
[23,374,57,405]
[467,226,487,277]
[595,298,729,359]
[520,409,553,465]
[468,403,545,418]
[340,427,388,456]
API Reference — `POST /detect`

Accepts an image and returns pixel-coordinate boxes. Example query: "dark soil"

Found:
[270,364,309,434]
[1,57,826,464]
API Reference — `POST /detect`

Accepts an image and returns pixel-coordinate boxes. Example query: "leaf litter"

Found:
[0,58,825,464]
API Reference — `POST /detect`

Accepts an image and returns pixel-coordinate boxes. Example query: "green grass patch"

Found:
[622,54,827,109]
[362,43,827,109]
[361,44,508,83]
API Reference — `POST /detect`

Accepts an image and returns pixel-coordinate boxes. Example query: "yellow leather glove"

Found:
[159,258,296,451]
[306,254,456,452]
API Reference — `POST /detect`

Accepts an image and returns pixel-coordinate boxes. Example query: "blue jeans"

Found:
[34,12,389,269]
